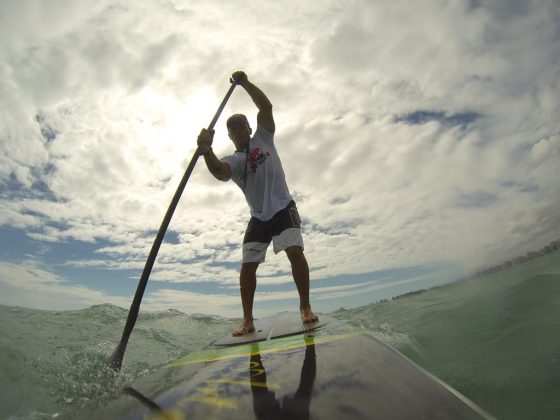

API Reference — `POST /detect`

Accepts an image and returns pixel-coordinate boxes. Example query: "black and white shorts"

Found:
[242,200,304,264]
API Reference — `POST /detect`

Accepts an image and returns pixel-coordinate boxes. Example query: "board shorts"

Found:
[242,200,304,264]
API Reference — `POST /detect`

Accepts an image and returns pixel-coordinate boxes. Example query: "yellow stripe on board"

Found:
[166,331,361,368]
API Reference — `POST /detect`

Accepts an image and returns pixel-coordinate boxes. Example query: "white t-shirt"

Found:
[221,126,293,221]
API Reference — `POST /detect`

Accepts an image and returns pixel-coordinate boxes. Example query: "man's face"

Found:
[228,120,252,150]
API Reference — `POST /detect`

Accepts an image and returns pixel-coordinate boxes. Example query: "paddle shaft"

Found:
[108,82,238,371]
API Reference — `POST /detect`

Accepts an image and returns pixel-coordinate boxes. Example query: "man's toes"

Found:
[302,313,318,323]
[232,325,255,336]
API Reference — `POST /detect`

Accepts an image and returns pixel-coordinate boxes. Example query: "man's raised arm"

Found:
[231,71,275,133]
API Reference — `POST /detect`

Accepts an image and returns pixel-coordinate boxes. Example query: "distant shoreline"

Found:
[390,238,560,302]
[470,238,560,278]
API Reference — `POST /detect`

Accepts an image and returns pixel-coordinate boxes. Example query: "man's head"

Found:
[227,114,252,151]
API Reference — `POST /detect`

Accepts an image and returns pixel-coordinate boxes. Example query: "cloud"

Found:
[0,259,129,309]
[0,0,559,310]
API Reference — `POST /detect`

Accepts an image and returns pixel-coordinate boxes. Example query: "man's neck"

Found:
[236,140,250,153]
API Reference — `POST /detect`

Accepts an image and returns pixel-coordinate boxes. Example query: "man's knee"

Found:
[241,262,259,275]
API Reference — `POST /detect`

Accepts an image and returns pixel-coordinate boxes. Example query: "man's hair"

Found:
[226,114,249,129]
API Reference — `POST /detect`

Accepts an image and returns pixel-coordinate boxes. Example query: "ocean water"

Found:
[1,250,559,420]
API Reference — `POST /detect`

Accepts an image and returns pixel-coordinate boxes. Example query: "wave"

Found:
[1,249,559,419]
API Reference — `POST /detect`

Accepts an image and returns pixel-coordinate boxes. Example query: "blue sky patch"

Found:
[394,110,480,128]
[453,190,497,208]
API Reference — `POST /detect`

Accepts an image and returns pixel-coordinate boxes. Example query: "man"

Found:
[197,71,318,336]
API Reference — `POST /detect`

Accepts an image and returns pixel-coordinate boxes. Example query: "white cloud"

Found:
[0,259,128,309]
[1,0,559,310]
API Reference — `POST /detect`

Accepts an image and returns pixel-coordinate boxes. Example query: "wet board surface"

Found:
[212,311,332,346]
[67,316,495,420]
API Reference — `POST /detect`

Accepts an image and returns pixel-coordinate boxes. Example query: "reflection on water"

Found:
[250,337,316,420]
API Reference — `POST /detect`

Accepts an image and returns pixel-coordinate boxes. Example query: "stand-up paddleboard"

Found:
[66,312,495,419]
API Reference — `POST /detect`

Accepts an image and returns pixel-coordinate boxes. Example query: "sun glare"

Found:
[131,87,234,173]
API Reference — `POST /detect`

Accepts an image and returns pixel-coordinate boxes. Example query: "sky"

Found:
[1,0,559,317]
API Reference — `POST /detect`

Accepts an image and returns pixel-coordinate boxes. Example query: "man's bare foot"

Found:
[232,318,255,336]
[300,308,319,323]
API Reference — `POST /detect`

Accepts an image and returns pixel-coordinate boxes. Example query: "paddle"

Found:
[107,80,238,371]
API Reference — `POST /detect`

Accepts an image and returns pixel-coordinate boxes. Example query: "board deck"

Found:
[212,311,332,347]
[269,311,330,339]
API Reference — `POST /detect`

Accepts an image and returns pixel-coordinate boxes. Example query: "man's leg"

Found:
[285,246,319,323]
[238,213,270,337]
[233,261,260,336]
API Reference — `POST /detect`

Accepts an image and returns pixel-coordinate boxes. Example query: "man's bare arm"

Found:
[232,71,275,133]
[197,128,232,181]
[203,150,231,181]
